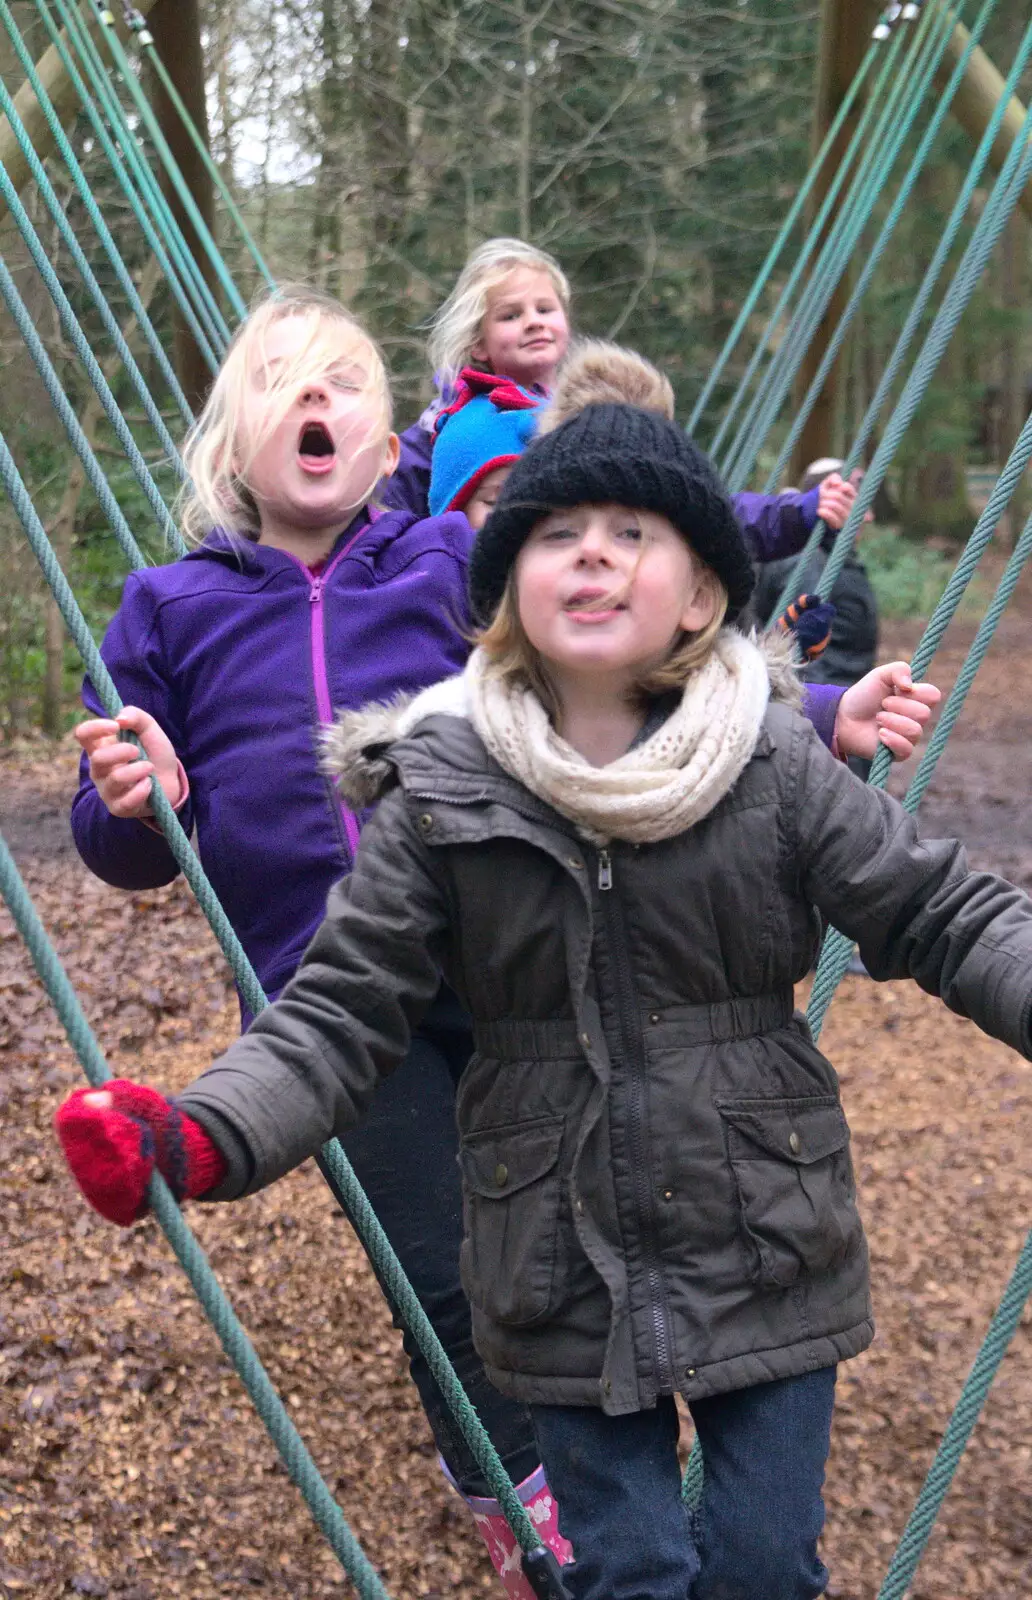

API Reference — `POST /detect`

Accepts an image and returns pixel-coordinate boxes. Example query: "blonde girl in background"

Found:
[385,237,860,561]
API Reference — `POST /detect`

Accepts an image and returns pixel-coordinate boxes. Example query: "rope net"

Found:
[0,3,1030,1595]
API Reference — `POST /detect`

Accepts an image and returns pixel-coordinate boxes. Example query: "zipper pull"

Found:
[308,577,323,604]
[598,848,613,891]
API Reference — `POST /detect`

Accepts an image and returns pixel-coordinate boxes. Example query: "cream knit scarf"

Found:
[466,627,771,845]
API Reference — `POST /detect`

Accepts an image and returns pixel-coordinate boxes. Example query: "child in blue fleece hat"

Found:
[429,368,544,528]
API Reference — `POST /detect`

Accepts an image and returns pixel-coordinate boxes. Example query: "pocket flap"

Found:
[717,1096,848,1165]
[460,1116,564,1200]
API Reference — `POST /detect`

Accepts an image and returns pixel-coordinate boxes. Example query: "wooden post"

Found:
[932,8,1032,228]
[788,0,882,482]
[0,0,159,206]
[147,0,218,410]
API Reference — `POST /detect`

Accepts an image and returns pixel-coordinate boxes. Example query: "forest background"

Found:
[1,0,1031,736]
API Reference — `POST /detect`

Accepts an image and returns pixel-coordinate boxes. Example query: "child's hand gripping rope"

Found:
[836,662,941,762]
[55,1083,226,1226]
[814,471,857,530]
[75,706,185,820]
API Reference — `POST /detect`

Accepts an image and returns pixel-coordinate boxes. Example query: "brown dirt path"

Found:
[2,565,1032,1597]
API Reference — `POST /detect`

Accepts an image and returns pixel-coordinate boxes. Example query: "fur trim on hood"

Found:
[321,627,803,808]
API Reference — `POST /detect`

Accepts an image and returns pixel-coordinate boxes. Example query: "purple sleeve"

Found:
[379,421,433,516]
[70,575,192,890]
[801,682,845,753]
[732,486,820,564]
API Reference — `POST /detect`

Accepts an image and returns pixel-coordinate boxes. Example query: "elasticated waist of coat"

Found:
[476,991,796,1060]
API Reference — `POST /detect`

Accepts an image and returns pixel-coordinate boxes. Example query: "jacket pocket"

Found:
[717,1096,861,1289]
[459,1115,564,1327]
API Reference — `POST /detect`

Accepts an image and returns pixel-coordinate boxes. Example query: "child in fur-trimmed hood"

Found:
[57,354,969,1600]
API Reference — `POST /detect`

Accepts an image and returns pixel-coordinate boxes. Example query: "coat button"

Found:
[418,813,434,833]
[581,1032,591,1049]
[662,1188,673,1202]
[494,1163,508,1187]
[649,1013,660,1025]
[567,856,583,870]
[685,1368,696,1379]
[602,1378,612,1395]
[788,1131,801,1155]
[575,1199,584,1216]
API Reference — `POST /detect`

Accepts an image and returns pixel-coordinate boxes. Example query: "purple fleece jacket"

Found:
[71,507,474,1001]
[383,421,824,565]
[72,502,843,1011]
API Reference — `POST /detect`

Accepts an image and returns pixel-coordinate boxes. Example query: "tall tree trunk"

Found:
[311,0,345,294]
[362,0,410,351]
[148,0,218,411]
[789,0,880,480]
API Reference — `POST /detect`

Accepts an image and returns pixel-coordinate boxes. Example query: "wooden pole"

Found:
[932,8,1032,228]
[788,0,882,481]
[147,0,217,409]
[0,0,159,205]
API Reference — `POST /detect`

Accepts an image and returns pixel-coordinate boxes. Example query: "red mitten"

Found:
[55,1080,227,1227]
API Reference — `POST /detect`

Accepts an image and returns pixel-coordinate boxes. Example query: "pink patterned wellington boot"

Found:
[442,1459,573,1599]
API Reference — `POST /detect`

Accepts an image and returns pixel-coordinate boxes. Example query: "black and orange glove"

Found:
[777,593,836,662]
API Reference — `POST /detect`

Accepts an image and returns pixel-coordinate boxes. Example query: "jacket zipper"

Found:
[284,534,366,864]
[595,844,675,1398]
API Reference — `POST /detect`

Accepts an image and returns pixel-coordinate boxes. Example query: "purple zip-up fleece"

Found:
[71,506,474,1003]
[72,501,845,1013]
[382,419,824,564]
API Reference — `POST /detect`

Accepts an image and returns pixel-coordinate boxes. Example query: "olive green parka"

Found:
[179,653,1032,1415]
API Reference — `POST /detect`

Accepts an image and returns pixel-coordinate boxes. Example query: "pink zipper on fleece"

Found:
[284,522,370,861]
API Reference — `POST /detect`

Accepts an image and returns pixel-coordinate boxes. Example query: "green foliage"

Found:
[860,524,986,621]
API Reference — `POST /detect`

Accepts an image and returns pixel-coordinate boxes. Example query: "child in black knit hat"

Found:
[55,366,1029,1600]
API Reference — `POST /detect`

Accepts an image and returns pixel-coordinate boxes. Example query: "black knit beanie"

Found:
[467,402,755,624]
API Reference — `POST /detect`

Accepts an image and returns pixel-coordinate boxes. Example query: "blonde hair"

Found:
[478,564,729,719]
[426,238,571,391]
[539,340,674,434]
[180,284,392,544]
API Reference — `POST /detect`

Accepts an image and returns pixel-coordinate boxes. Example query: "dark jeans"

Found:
[315,986,540,1498]
[530,1369,837,1600]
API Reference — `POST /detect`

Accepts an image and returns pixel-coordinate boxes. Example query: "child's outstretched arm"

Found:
[71,574,193,891]
[794,717,1032,1051]
[56,787,451,1219]
[732,474,857,564]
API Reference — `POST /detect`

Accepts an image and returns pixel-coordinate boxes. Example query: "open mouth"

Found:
[298,421,336,464]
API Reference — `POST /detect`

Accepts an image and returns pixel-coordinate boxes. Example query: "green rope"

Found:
[723,0,960,490]
[705,17,913,465]
[685,26,883,434]
[764,1,1032,629]
[0,827,393,1600]
[126,11,277,292]
[0,428,546,1564]
[812,102,1032,612]
[762,0,1000,495]
[806,396,1032,1036]
[0,155,183,549]
[29,0,220,376]
[722,0,957,484]
[89,0,248,322]
[0,9,192,462]
[0,252,156,569]
[879,1231,1032,1596]
[50,0,231,354]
